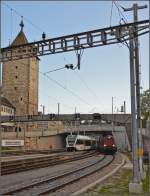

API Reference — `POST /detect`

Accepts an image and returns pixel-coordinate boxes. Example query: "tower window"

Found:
[16,66,18,69]
[20,97,23,101]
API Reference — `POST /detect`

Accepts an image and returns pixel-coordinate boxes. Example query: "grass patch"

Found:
[87,168,149,196]
[97,169,132,195]
[143,169,149,193]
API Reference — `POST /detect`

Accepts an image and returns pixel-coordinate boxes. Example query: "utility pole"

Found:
[112,97,114,137]
[74,107,77,134]
[124,101,126,114]
[40,104,45,114]
[0,64,1,178]
[128,27,141,192]
[123,3,147,183]
[112,97,114,117]
[0,0,2,176]
[148,1,150,194]
[42,106,45,114]
[75,107,77,114]
[58,103,60,116]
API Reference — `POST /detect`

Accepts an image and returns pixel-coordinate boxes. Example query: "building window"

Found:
[16,66,18,69]
[14,87,17,90]
[15,76,18,79]
[20,97,23,101]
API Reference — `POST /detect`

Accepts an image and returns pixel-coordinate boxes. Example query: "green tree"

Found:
[141,89,150,127]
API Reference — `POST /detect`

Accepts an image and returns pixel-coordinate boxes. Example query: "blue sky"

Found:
[1,1,149,114]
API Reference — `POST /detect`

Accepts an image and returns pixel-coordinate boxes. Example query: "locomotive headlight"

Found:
[112,144,115,147]
[104,144,107,147]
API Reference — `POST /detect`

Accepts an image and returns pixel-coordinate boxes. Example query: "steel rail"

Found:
[2,154,109,195]
[2,151,95,175]
[38,155,114,195]
[2,148,65,156]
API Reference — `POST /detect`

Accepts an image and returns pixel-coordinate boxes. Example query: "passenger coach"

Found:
[66,134,96,151]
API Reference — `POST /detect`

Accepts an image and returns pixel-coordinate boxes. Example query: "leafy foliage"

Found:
[141,89,150,127]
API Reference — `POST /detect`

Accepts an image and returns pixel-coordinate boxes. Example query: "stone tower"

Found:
[2,19,39,116]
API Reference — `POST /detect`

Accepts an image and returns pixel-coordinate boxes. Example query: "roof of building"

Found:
[1,97,15,109]
[11,30,28,46]
[11,18,28,46]
[10,18,40,61]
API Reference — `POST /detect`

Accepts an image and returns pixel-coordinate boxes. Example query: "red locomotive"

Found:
[97,134,117,154]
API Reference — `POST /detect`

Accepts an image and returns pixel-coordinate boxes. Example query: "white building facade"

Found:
[1,97,15,131]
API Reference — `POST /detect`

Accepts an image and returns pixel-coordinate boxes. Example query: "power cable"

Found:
[111,1,129,48]
[39,89,75,111]
[113,1,128,24]
[44,66,66,74]
[108,1,129,48]
[10,8,13,43]
[73,71,102,105]
[44,49,84,73]
[17,62,75,111]
[110,0,114,26]
[3,2,45,33]
[40,71,91,106]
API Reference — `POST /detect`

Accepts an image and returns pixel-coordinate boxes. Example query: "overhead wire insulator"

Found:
[65,64,74,69]
[70,64,74,69]
[65,64,69,69]
[42,32,46,40]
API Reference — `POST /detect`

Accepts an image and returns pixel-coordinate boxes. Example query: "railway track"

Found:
[2,155,114,195]
[2,151,95,175]
[2,149,65,156]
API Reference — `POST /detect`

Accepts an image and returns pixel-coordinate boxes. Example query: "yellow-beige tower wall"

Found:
[2,57,39,116]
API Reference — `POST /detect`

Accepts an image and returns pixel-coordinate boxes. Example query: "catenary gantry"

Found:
[0,19,149,62]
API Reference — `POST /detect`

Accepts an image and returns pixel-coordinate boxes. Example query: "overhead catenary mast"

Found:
[123,4,148,188]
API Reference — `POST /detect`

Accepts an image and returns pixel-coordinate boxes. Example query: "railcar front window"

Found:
[76,140,84,145]
[85,140,91,146]
[67,136,76,145]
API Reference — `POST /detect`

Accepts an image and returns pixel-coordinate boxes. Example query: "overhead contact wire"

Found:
[40,71,91,106]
